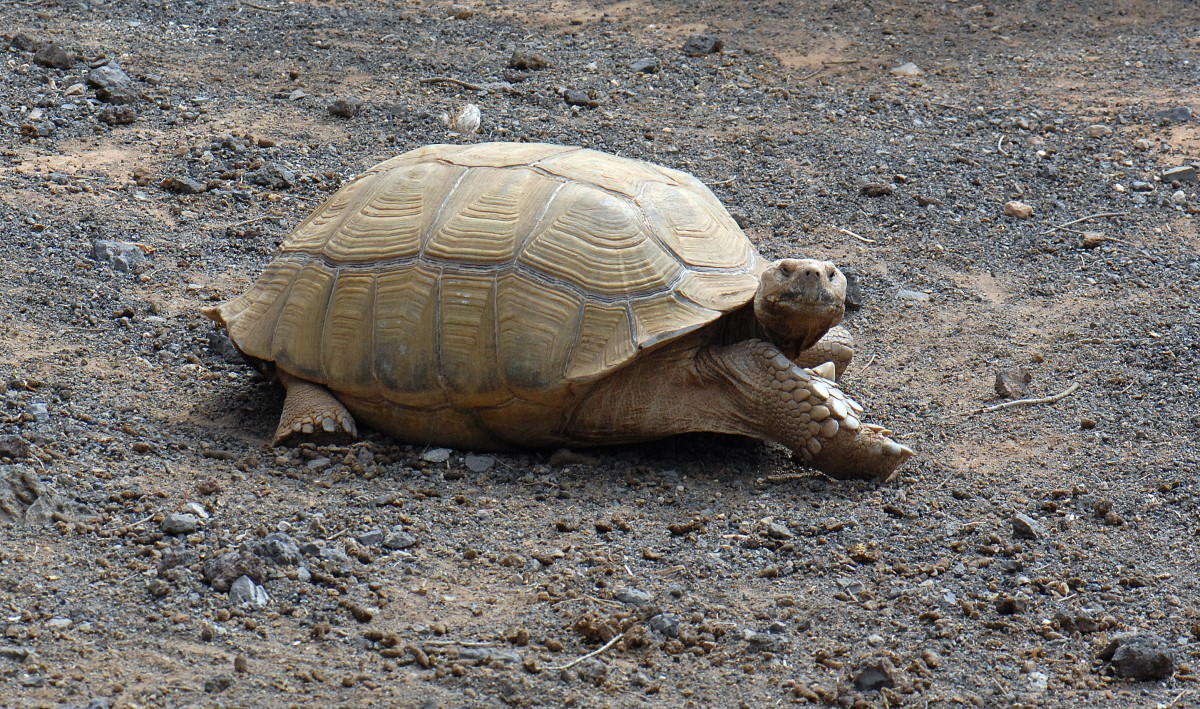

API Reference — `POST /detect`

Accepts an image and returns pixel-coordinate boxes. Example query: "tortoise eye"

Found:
[778,262,793,278]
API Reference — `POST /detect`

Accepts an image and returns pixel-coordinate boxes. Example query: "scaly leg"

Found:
[273,371,357,446]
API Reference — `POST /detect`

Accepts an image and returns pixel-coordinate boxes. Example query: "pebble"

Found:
[328,97,360,118]
[45,618,72,630]
[1011,513,1044,540]
[852,656,898,691]
[1098,632,1176,680]
[563,89,599,108]
[766,521,793,540]
[648,613,680,638]
[464,453,495,472]
[1130,181,1154,192]
[159,176,207,194]
[421,447,452,463]
[255,532,301,566]
[1161,165,1197,183]
[1133,137,1153,150]
[1153,106,1192,124]
[87,62,138,104]
[201,549,264,591]
[229,575,270,608]
[0,435,30,459]
[1171,190,1187,205]
[896,289,930,303]
[32,43,74,69]
[24,403,49,423]
[843,272,863,311]
[616,587,654,607]
[91,239,147,273]
[358,529,384,546]
[1085,124,1112,138]
[630,57,660,74]
[306,457,331,470]
[246,164,295,190]
[448,4,474,19]
[98,105,137,125]
[889,62,923,77]
[682,34,723,56]
[162,513,199,535]
[860,183,895,197]
[508,50,550,71]
[1003,200,1034,218]
[383,528,417,550]
[994,370,1031,399]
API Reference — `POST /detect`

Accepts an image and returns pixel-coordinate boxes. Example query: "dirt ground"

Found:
[2,0,1199,706]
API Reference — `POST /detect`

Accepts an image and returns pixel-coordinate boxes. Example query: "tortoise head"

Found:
[753,258,846,353]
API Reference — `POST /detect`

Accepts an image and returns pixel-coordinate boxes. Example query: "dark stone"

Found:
[98,105,137,125]
[1153,106,1192,124]
[33,43,74,69]
[631,57,660,74]
[995,370,1032,399]
[159,176,207,194]
[852,656,898,692]
[87,62,138,104]
[860,182,895,197]
[1011,513,1044,540]
[161,513,199,535]
[0,435,30,460]
[508,49,550,70]
[995,595,1027,615]
[615,587,653,607]
[201,548,264,591]
[648,613,680,638]
[383,528,417,550]
[1098,632,1176,680]
[247,164,296,190]
[255,532,302,566]
[843,271,863,311]
[563,89,599,108]
[682,34,723,56]
[328,97,360,118]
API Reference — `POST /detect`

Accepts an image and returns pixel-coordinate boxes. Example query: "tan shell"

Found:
[209,143,764,409]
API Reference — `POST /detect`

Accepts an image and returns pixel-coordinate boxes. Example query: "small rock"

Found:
[1080,232,1106,249]
[995,595,1027,615]
[889,62,923,77]
[1011,513,1044,540]
[508,50,550,70]
[1080,417,1097,430]
[383,528,418,550]
[202,549,264,591]
[563,89,599,108]
[1171,190,1188,205]
[860,183,895,197]
[852,656,898,691]
[1160,165,1198,184]
[23,403,49,423]
[328,97,360,118]
[615,587,653,607]
[648,613,680,638]
[162,513,199,535]
[1085,124,1113,138]
[255,532,301,566]
[421,447,452,463]
[159,176,207,194]
[459,646,522,664]
[1003,200,1034,219]
[448,4,475,19]
[1025,670,1049,694]
[357,529,384,546]
[464,453,495,472]
[1133,137,1153,150]
[1130,181,1154,192]
[766,521,793,540]
[995,370,1032,399]
[896,289,930,303]
[98,105,137,125]
[1098,632,1176,680]
[229,576,270,608]
[1153,106,1192,124]
[444,104,480,134]
[91,239,147,273]
[33,43,74,69]
[246,164,295,190]
[631,57,660,74]
[744,629,787,652]
[9,33,40,52]
[682,34,723,56]
[87,62,138,104]
[45,618,71,630]
[306,457,331,470]
[843,272,864,311]
[0,436,30,460]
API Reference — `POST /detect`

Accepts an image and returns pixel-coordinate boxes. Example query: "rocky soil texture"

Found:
[2,0,1198,707]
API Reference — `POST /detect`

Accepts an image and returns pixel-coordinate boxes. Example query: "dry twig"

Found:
[545,632,625,672]
[835,227,877,244]
[420,76,488,92]
[240,0,284,10]
[966,382,1081,415]
[1042,212,1129,234]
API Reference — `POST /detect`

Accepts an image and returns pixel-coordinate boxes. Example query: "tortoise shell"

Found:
[212,142,765,410]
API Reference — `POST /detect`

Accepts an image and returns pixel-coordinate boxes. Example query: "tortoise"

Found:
[205,142,913,481]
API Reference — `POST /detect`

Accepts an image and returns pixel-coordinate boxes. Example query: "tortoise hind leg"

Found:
[273,371,358,446]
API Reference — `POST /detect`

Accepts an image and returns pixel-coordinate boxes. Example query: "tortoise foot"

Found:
[273,372,358,447]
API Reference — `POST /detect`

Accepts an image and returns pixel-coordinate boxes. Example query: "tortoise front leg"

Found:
[273,371,358,446]
[790,324,855,380]
[566,338,912,481]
